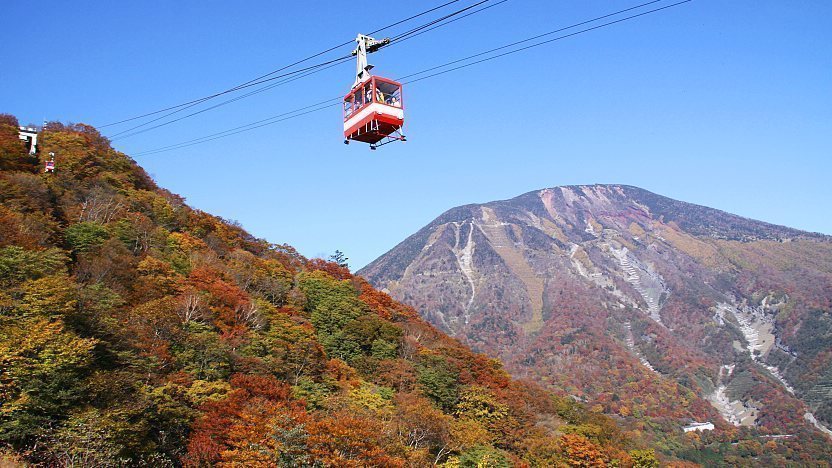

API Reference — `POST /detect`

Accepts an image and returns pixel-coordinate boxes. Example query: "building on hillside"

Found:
[18,126,38,155]
[683,422,715,433]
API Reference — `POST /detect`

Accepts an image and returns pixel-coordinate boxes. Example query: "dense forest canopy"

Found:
[0,115,662,466]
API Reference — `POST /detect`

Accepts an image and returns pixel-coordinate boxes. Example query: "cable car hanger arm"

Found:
[352,34,391,87]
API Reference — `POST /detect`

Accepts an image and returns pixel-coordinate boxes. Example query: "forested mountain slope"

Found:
[0,115,666,466]
[361,184,832,465]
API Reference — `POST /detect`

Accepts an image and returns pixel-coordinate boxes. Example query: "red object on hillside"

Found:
[44,153,55,173]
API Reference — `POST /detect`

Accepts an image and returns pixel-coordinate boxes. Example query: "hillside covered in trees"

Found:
[0,115,668,466]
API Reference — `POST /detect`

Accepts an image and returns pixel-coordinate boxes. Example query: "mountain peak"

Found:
[361,183,824,288]
[360,183,832,456]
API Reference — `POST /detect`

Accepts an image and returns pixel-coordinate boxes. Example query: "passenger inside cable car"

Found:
[353,89,363,113]
[344,78,403,119]
[374,80,402,106]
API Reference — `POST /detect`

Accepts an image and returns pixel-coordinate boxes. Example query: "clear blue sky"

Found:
[3,1,830,269]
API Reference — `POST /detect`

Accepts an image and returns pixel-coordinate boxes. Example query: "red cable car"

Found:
[343,34,405,150]
[44,153,55,173]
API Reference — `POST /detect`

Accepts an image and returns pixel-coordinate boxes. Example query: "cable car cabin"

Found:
[44,159,55,173]
[343,76,404,148]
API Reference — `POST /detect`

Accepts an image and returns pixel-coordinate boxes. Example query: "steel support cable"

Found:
[100,54,352,131]
[231,0,465,89]
[107,55,353,139]
[383,0,510,48]
[401,0,691,85]
[134,100,343,156]
[110,56,353,141]
[396,0,667,81]
[132,0,692,156]
[98,0,466,129]
[106,0,500,139]
[388,0,495,42]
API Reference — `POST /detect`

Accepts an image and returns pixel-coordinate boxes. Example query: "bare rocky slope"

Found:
[360,184,832,457]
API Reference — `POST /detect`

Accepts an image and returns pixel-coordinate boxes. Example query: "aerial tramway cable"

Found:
[388,0,497,42]
[106,56,355,140]
[133,0,693,156]
[111,0,510,141]
[400,0,690,84]
[384,0,510,48]
[134,100,343,156]
[109,57,354,141]
[99,0,480,133]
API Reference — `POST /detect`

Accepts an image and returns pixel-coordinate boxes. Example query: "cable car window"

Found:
[363,83,373,107]
[344,98,353,116]
[353,90,363,109]
[375,81,402,107]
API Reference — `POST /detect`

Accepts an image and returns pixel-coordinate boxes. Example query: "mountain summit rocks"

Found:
[360,184,832,443]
